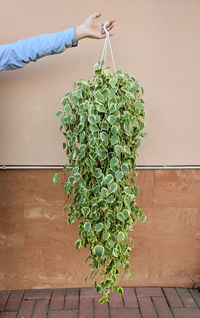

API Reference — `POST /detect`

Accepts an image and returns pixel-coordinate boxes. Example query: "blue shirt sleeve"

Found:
[0,27,78,71]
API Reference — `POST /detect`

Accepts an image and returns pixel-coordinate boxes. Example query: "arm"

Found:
[0,27,78,71]
[0,13,115,72]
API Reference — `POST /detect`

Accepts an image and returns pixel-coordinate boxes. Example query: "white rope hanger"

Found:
[100,22,116,72]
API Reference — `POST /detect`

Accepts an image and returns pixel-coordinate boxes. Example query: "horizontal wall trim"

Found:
[0,165,200,170]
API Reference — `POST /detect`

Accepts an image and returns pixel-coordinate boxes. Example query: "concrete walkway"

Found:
[0,287,200,318]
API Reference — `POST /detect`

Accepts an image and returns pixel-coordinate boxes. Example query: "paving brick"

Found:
[189,289,200,308]
[163,288,183,307]
[176,288,197,308]
[152,297,173,318]
[24,289,51,300]
[123,287,138,308]
[5,290,23,312]
[135,287,164,297]
[0,291,10,311]
[138,297,157,318]
[110,308,141,318]
[109,290,123,308]
[79,298,93,318]
[94,298,109,318]
[17,299,35,318]
[50,289,65,310]
[80,288,100,299]
[32,299,49,318]
[64,288,79,309]
[48,310,78,318]
[0,313,16,318]
[172,307,200,318]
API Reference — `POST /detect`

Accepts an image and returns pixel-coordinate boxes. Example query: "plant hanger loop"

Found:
[100,22,116,72]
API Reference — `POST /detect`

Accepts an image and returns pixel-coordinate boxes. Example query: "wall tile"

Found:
[133,170,154,207]
[154,170,200,207]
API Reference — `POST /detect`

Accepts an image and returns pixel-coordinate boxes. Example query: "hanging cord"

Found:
[100,22,116,72]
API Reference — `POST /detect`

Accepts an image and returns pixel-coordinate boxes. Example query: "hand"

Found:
[75,13,115,41]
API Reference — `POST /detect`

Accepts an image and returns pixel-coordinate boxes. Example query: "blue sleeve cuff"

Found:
[63,27,78,48]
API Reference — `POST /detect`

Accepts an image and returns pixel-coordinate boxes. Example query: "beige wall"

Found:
[0,0,200,165]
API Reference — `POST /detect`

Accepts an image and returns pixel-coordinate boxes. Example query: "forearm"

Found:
[0,27,78,71]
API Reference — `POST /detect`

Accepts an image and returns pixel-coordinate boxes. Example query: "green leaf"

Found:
[71,166,79,174]
[96,285,102,293]
[79,131,85,142]
[100,132,108,143]
[117,287,124,295]
[52,173,59,184]
[95,91,105,103]
[110,157,118,168]
[95,223,104,232]
[88,115,96,124]
[133,185,139,195]
[141,215,147,223]
[134,100,144,110]
[82,207,90,217]
[107,195,115,204]
[96,103,106,112]
[121,164,129,174]
[100,187,108,198]
[110,135,119,145]
[122,209,130,220]
[124,186,131,195]
[117,212,125,222]
[75,240,81,250]
[130,237,134,248]
[124,146,131,155]
[109,78,117,87]
[84,222,91,232]
[111,125,120,135]
[89,124,99,132]
[114,145,123,156]
[108,182,118,194]
[94,245,105,257]
[109,103,117,113]
[94,168,103,178]
[115,170,124,181]
[117,231,125,242]
[100,121,109,131]
[107,115,116,125]
[107,213,115,222]
[74,123,84,134]
[104,174,114,185]
[103,232,110,241]
[110,87,118,95]
[114,259,121,268]
[108,234,116,248]
[56,110,62,116]
[123,122,131,136]
[85,276,89,283]
[113,248,118,257]
[64,104,70,114]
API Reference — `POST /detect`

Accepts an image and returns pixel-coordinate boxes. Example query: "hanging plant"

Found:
[53,61,147,303]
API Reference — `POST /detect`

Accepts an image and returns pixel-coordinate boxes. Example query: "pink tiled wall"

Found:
[0,169,199,290]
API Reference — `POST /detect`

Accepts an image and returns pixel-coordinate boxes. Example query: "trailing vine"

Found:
[53,61,147,303]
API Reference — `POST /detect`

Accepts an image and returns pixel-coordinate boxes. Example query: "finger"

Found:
[104,20,116,28]
[107,24,115,31]
[91,12,102,19]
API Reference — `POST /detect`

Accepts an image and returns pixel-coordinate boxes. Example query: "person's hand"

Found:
[75,13,115,41]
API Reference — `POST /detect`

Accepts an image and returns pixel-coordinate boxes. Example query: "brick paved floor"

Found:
[0,287,200,318]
